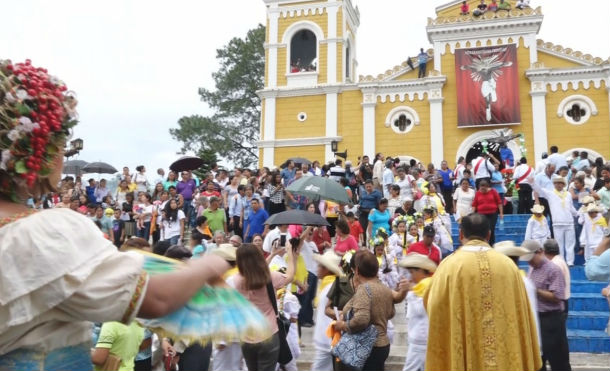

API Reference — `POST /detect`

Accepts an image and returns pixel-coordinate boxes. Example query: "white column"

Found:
[362,92,376,158]
[531,89,548,167]
[263,97,276,167]
[325,92,338,161]
[428,89,444,166]
[327,6,338,84]
[433,42,443,72]
[526,33,538,66]
[267,12,280,88]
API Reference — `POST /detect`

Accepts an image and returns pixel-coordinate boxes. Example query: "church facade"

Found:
[257,0,610,168]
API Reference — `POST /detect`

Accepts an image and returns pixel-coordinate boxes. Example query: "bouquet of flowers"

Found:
[0,59,77,200]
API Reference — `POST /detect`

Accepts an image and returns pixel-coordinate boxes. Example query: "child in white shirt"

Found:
[579,204,608,261]
[524,204,551,245]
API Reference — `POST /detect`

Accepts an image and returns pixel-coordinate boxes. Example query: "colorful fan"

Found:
[136,252,270,344]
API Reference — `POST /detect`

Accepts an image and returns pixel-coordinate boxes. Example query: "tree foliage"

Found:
[171,24,265,168]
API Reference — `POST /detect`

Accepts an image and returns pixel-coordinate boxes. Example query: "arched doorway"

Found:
[456,129,522,167]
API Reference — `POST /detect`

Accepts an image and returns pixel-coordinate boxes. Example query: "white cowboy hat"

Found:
[313,250,345,277]
[519,240,543,261]
[494,240,531,258]
[585,203,603,213]
[530,204,545,214]
[399,253,437,273]
[581,195,595,205]
[551,174,567,185]
[211,243,237,262]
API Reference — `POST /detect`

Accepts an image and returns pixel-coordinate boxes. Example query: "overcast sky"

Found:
[2,0,608,177]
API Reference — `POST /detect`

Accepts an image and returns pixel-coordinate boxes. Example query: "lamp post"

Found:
[64,138,84,158]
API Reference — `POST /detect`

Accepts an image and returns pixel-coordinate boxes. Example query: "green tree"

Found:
[171,24,265,168]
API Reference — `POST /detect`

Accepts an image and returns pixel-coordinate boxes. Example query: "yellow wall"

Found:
[374,98,432,163]
[274,145,325,166]
[278,13,328,43]
[337,8,343,38]
[337,89,363,163]
[545,81,610,158]
[538,51,584,69]
[275,95,326,139]
[337,44,343,84]
[440,38,536,162]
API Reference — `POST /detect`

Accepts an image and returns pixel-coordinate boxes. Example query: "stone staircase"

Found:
[296,214,609,370]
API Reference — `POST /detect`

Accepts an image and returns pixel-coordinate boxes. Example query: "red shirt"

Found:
[407,241,442,265]
[472,189,501,215]
[312,228,331,254]
[201,190,221,198]
[348,220,364,241]
[334,234,359,255]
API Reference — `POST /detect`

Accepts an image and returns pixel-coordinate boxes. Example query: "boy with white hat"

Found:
[531,174,578,265]
[398,253,437,371]
[578,203,608,261]
[525,204,551,245]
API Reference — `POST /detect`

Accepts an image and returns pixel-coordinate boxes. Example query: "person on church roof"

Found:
[460,1,470,15]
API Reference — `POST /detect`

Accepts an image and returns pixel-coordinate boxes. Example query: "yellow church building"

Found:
[257,0,610,168]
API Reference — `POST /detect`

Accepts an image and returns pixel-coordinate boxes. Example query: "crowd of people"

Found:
[19,142,609,371]
[461,0,532,16]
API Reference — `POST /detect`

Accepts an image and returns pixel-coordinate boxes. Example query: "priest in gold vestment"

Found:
[424,213,542,371]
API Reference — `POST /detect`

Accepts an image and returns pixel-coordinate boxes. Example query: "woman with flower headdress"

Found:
[0,60,235,371]
[422,205,454,255]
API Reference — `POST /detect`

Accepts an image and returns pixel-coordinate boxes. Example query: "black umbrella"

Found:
[63,159,89,175]
[170,156,204,172]
[81,161,118,174]
[285,176,351,204]
[264,210,330,226]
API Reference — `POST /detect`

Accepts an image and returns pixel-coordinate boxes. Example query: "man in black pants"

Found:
[523,240,572,371]
[514,157,534,213]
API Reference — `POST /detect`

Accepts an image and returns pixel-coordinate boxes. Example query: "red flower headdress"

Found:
[0,59,77,201]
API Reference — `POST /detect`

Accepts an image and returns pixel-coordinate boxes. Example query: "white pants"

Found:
[553,224,576,265]
[310,348,333,371]
[403,342,426,371]
[212,343,243,371]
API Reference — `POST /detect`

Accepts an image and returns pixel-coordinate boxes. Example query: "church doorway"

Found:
[465,141,504,169]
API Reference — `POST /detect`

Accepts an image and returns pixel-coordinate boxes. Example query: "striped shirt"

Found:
[528,258,566,312]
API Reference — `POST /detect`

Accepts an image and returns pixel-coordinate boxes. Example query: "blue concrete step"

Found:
[571,266,587,281]
[567,330,610,353]
[568,311,610,330]
[572,280,608,293]
[570,293,610,312]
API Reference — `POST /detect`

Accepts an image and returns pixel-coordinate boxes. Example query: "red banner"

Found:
[455,44,521,127]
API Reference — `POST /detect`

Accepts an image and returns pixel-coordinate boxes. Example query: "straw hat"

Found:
[581,195,595,205]
[530,204,545,214]
[398,253,438,272]
[585,203,603,213]
[211,243,237,262]
[494,240,531,258]
[519,240,543,261]
[551,174,566,185]
[313,250,345,277]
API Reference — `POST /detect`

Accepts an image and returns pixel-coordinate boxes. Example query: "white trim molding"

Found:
[455,129,521,163]
[525,65,610,92]
[282,20,324,77]
[537,39,610,67]
[360,75,448,103]
[362,89,377,159]
[257,136,342,148]
[556,94,598,125]
[561,148,606,163]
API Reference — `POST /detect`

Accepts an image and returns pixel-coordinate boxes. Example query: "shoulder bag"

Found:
[331,283,378,371]
[265,282,293,365]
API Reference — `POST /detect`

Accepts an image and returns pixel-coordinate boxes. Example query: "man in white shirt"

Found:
[262,225,292,253]
[531,174,578,265]
[547,145,568,171]
[471,153,499,188]
[535,152,549,174]
[513,157,535,213]
[372,153,385,191]
[153,168,165,187]
[328,159,346,182]
[382,160,395,198]
[453,157,466,186]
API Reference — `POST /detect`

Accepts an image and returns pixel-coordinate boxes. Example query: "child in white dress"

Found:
[579,203,608,261]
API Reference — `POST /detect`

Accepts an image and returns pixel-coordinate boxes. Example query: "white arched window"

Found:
[384,106,420,134]
[557,94,598,125]
[282,21,323,87]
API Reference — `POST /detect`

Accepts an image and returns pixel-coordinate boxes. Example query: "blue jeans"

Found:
[136,221,151,241]
[182,200,195,228]
[166,235,180,245]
